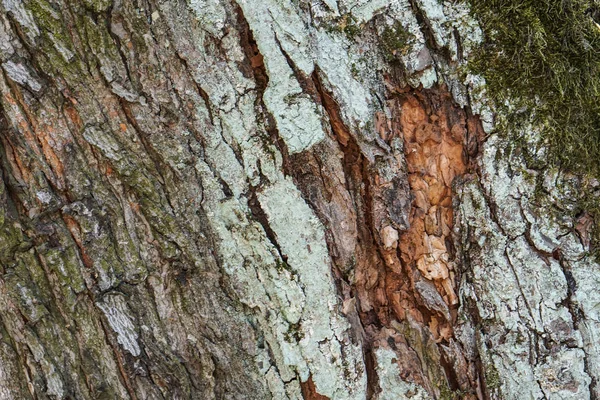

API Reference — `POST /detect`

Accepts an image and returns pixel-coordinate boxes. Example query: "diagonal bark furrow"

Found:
[246,185,287,263]
[232,2,294,178]
[0,1,266,397]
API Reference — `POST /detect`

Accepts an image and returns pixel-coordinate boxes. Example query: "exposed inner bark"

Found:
[394,85,467,338]
[300,376,331,400]
[290,65,486,397]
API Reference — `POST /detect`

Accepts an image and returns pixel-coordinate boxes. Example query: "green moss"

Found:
[438,385,467,400]
[380,21,414,62]
[470,0,600,171]
[343,15,361,41]
[274,258,298,280]
[484,361,501,391]
[469,0,600,255]
[284,322,304,342]
[324,13,363,41]
[350,63,360,78]
[81,0,111,13]
[23,0,90,84]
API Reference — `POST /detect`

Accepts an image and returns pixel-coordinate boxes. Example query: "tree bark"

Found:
[0,0,595,399]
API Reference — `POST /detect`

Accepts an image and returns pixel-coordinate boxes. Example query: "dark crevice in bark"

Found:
[311,68,378,256]
[233,2,293,178]
[521,216,554,265]
[453,28,464,62]
[273,33,321,104]
[459,171,496,399]
[172,51,216,126]
[469,306,491,400]
[406,0,452,63]
[475,180,508,238]
[246,186,287,264]
[364,345,381,400]
[455,218,490,400]
[105,4,137,92]
[96,314,140,400]
[503,248,537,330]
[585,355,599,400]
[439,348,461,391]
[311,67,384,397]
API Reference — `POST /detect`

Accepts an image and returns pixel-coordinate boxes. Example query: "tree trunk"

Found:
[0,0,596,399]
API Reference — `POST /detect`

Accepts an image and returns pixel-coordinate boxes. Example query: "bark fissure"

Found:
[311,67,384,396]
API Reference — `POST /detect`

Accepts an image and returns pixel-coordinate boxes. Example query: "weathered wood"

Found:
[0,0,596,399]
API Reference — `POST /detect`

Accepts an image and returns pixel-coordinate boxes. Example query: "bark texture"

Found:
[0,0,596,399]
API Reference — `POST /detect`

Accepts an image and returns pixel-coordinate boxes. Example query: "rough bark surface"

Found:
[0,0,596,399]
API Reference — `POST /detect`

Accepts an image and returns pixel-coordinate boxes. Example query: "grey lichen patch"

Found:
[1,0,40,40]
[373,347,432,400]
[1,60,41,91]
[97,293,141,356]
[257,179,367,398]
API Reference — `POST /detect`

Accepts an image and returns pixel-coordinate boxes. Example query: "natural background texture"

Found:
[0,0,597,399]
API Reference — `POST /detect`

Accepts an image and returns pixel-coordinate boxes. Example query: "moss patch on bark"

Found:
[469,0,600,255]
[470,0,600,172]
